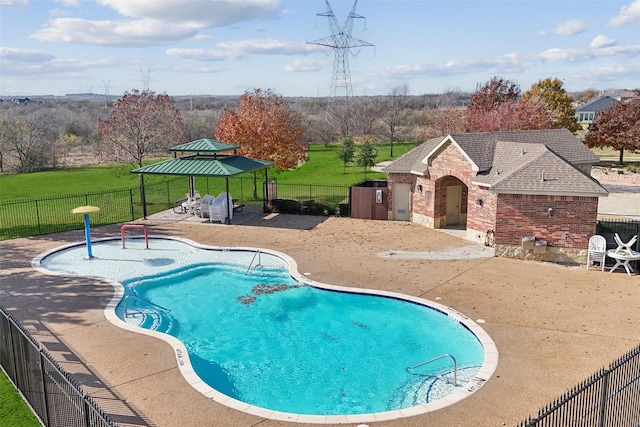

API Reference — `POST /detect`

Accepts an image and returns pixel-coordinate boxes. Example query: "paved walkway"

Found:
[1,211,639,427]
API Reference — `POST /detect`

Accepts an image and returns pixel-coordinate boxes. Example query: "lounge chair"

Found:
[586,235,607,271]
[198,194,215,218]
[209,192,233,223]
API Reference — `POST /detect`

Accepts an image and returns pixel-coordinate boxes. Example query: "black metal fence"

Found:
[0,305,116,427]
[517,343,640,427]
[265,180,350,216]
[0,177,351,240]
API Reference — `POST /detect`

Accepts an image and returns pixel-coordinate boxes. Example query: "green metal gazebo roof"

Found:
[168,138,239,154]
[131,155,273,177]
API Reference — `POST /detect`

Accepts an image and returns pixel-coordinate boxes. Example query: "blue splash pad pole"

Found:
[72,206,100,260]
[83,213,93,258]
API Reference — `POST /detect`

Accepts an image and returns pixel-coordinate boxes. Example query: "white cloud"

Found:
[31,18,199,46]
[376,41,640,81]
[96,0,280,27]
[29,0,282,47]
[217,39,310,55]
[166,48,241,61]
[54,0,79,6]
[590,35,616,49]
[0,47,54,62]
[0,0,28,7]
[541,19,587,36]
[572,65,639,85]
[285,58,325,72]
[610,0,640,27]
[0,49,128,76]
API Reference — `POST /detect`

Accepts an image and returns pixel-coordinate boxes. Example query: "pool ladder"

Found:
[406,353,458,386]
[123,295,170,318]
[246,250,263,273]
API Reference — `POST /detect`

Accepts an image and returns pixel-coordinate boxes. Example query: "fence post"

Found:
[129,190,135,220]
[39,350,52,426]
[598,369,610,427]
[84,396,93,427]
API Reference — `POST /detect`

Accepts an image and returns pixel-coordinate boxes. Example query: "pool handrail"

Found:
[123,294,170,318]
[246,249,263,273]
[406,353,458,386]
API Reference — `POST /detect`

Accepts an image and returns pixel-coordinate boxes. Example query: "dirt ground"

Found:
[1,204,639,426]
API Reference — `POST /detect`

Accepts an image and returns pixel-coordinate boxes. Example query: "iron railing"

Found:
[0,305,116,427]
[264,180,350,215]
[517,343,640,427]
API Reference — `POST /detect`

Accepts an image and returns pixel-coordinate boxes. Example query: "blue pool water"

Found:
[119,263,484,415]
[36,237,495,420]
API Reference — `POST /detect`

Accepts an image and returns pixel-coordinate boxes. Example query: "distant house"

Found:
[574,96,617,129]
[4,97,31,105]
[383,129,608,263]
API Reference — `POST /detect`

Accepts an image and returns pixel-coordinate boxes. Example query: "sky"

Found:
[1,0,639,98]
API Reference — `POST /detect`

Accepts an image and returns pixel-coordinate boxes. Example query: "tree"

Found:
[522,78,579,131]
[356,138,378,174]
[337,136,355,173]
[98,89,186,168]
[424,108,466,139]
[380,84,410,156]
[468,76,520,113]
[348,97,383,140]
[586,97,640,165]
[466,98,553,132]
[0,108,60,172]
[216,88,307,170]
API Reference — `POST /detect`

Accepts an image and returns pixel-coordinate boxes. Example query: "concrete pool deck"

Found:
[1,209,639,426]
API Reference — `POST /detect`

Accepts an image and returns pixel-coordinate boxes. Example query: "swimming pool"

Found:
[34,236,498,424]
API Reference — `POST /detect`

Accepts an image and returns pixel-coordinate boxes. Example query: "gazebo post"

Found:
[225,178,231,224]
[188,176,195,197]
[138,174,147,219]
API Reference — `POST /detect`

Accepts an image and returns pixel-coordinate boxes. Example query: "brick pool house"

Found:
[383,129,608,263]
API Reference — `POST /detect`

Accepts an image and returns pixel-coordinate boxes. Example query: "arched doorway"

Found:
[435,176,468,229]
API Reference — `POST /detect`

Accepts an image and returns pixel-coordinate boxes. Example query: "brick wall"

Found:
[387,173,416,220]
[495,194,598,249]
[386,140,599,253]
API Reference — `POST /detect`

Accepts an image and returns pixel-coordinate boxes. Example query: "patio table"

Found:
[181,200,200,216]
[606,249,640,276]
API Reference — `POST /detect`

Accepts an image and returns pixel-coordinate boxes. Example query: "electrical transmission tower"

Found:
[308,0,373,106]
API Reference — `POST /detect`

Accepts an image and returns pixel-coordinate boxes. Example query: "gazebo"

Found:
[132,138,273,223]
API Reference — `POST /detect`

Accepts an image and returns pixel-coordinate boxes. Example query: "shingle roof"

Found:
[575,96,617,113]
[383,129,607,197]
[472,141,607,196]
[381,136,441,175]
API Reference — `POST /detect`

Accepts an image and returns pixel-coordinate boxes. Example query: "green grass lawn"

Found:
[0,369,41,427]
[590,147,640,172]
[0,142,420,201]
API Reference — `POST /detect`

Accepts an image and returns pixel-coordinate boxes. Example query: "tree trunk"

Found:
[138,174,147,219]
[253,171,258,199]
[619,148,624,166]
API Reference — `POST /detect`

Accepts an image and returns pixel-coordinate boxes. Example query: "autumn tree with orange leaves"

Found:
[216,88,307,170]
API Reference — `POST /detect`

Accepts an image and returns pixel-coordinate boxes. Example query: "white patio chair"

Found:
[209,192,233,223]
[586,235,607,271]
[613,233,638,254]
